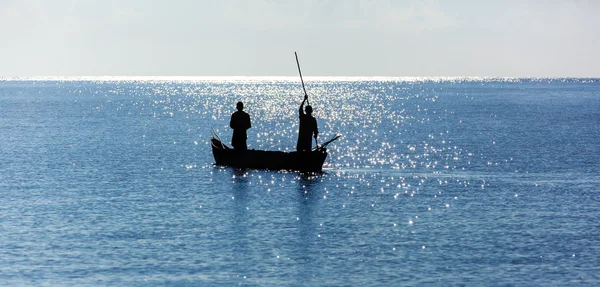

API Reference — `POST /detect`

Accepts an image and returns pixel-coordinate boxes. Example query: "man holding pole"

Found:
[296,94,318,152]
[294,51,319,152]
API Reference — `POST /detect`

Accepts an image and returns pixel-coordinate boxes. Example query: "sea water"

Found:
[0,77,599,286]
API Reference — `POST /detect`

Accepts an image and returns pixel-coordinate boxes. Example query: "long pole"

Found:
[295,52,318,148]
[295,51,309,105]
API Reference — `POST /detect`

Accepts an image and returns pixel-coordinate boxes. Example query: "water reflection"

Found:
[228,168,251,280]
[231,168,250,186]
[293,174,324,283]
[296,173,322,195]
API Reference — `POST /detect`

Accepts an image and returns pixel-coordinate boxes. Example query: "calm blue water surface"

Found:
[1,77,599,286]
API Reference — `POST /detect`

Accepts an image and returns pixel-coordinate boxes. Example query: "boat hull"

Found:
[211,138,327,172]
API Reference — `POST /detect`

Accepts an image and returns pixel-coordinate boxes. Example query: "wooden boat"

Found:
[210,134,339,173]
[210,138,325,172]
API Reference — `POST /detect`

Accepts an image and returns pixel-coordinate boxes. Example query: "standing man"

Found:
[230,101,251,150]
[296,95,318,152]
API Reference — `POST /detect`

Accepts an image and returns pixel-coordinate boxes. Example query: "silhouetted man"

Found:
[296,95,318,152]
[230,101,251,150]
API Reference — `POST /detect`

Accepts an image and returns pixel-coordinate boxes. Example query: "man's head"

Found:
[236,101,244,111]
[305,105,313,115]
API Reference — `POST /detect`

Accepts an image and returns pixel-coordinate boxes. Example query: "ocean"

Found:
[1,77,599,286]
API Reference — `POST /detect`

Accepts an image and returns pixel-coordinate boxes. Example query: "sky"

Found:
[1,0,599,77]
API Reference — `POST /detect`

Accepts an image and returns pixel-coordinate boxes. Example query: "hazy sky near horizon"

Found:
[1,0,599,77]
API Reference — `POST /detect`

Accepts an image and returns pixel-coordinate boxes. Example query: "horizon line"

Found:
[1,76,599,82]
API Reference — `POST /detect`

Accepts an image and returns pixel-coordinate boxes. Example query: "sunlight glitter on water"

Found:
[135,79,447,169]
[61,77,556,231]
[2,77,599,285]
